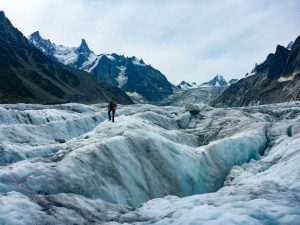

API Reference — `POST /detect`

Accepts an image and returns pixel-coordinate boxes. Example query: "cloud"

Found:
[1,0,300,84]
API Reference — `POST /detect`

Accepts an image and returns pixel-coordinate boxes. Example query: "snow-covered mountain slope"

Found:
[29,31,79,65]
[28,32,173,102]
[0,102,300,224]
[29,31,111,71]
[177,75,238,91]
[200,74,228,87]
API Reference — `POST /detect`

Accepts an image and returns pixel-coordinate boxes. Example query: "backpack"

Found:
[109,100,117,110]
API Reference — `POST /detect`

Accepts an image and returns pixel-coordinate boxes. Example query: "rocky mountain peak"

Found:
[214,74,226,81]
[0,11,27,46]
[0,11,5,20]
[212,34,300,107]
[28,31,55,55]
[28,31,47,45]
[28,32,173,102]
[178,81,192,88]
[77,38,91,54]
[287,41,294,50]
[252,45,290,76]
[0,12,133,104]
[201,74,227,87]
[29,31,41,39]
[282,35,300,77]
[0,11,9,29]
[180,81,190,85]
[275,45,289,54]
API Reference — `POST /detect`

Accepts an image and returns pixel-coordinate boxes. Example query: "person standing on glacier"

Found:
[108,99,117,122]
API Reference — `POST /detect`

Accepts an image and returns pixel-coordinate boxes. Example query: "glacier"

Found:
[0,102,299,224]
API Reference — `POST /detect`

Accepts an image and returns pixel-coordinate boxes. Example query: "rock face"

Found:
[287,41,294,50]
[228,79,239,85]
[177,81,194,89]
[29,32,173,103]
[0,11,133,104]
[212,35,300,107]
[94,54,173,102]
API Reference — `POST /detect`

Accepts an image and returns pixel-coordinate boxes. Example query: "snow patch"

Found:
[105,54,116,61]
[278,72,298,82]
[132,57,146,66]
[87,55,102,73]
[80,52,97,70]
[116,66,128,88]
[125,92,146,103]
[53,45,78,65]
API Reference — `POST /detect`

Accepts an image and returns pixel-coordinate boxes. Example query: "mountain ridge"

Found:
[212,35,300,107]
[177,75,238,90]
[0,11,133,104]
[29,32,173,102]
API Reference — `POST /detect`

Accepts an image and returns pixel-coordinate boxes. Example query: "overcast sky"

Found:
[1,0,300,84]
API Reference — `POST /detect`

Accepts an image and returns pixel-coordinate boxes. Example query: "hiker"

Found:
[108,99,117,122]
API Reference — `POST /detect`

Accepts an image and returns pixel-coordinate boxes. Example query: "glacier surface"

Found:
[0,102,299,224]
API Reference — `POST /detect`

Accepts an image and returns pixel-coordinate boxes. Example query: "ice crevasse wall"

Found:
[0,103,268,207]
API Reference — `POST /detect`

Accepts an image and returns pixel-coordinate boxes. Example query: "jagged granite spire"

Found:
[77,39,91,54]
